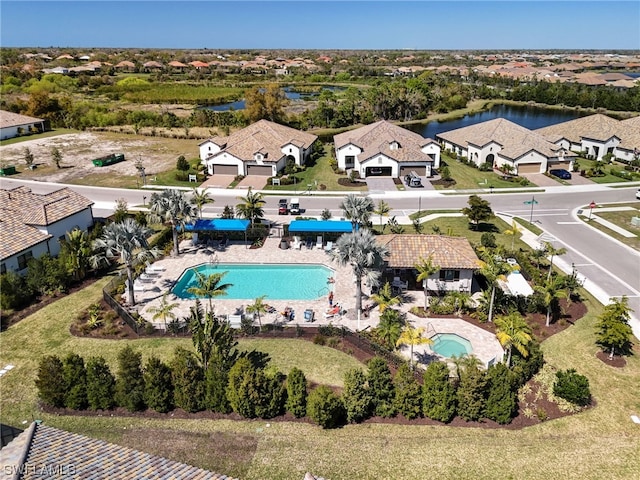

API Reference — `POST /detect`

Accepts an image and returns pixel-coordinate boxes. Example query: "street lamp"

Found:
[143,195,147,206]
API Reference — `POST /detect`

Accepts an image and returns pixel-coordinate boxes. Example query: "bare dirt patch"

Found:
[595,350,627,368]
[0,131,199,184]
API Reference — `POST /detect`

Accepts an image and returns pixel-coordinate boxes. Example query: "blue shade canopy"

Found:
[183,219,250,232]
[288,220,354,233]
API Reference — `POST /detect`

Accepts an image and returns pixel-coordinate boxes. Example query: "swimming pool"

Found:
[172,263,333,300]
[430,333,473,358]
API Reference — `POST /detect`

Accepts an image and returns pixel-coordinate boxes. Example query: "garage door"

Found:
[247,165,272,176]
[518,163,542,174]
[212,164,237,175]
[399,166,426,176]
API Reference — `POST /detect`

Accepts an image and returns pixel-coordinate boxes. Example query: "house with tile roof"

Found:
[436,118,576,175]
[0,186,94,274]
[0,110,47,140]
[376,234,479,294]
[333,120,441,179]
[0,421,237,480]
[199,119,318,177]
[535,113,640,163]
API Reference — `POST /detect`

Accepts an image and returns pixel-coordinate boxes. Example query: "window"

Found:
[439,269,460,282]
[345,155,355,168]
[0,263,6,275]
[17,251,34,270]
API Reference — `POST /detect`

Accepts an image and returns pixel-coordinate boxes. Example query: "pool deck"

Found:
[131,233,503,369]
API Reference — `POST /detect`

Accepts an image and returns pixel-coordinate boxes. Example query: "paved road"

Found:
[3,177,639,337]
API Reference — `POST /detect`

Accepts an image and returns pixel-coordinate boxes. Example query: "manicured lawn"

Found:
[436,153,538,190]
[513,216,544,236]
[0,278,363,425]
[3,287,638,479]
[574,158,636,184]
[578,203,640,251]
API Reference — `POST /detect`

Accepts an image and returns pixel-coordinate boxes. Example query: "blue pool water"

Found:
[172,263,333,300]
[431,333,473,358]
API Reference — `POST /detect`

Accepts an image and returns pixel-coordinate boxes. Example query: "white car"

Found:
[636,189,640,200]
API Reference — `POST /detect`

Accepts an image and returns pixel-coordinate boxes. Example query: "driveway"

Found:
[523,172,594,187]
[236,175,269,190]
[201,174,235,188]
[365,177,396,192]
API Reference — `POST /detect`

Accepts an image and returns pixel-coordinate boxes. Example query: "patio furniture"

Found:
[145,261,166,272]
[324,304,341,319]
[304,309,315,322]
[228,314,243,329]
[291,236,302,250]
[137,273,156,283]
[305,237,313,249]
[324,241,333,252]
[316,236,323,249]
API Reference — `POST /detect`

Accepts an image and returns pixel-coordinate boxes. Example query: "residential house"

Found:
[199,119,318,177]
[376,234,480,294]
[0,186,94,274]
[536,113,640,163]
[333,120,441,179]
[436,118,575,175]
[0,110,47,140]
[0,421,237,480]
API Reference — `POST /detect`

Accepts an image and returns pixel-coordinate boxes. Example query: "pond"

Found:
[204,85,345,111]
[407,104,588,139]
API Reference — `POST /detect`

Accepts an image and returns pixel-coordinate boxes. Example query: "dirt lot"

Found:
[0,130,203,185]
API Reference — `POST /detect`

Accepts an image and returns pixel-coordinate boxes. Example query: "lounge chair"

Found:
[291,236,302,250]
[228,314,243,329]
[132,281,147,292]
[324,305,341,319]
[316,236,323,249]
[324,241,333,252]
[137,273,155,283]
[145,260,166,272]
[305,237,313,249]
[218,236,229,249]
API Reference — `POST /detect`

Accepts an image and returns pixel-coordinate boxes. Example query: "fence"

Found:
[103,274,139,334]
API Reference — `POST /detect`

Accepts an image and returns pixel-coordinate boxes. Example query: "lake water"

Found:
[408,104,587,138]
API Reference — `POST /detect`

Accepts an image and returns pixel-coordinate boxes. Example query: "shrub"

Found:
[115,345,146,412]
[480,232,497,248]
[204,352,232,414]
[484,363,518,424]
[86,356,116,411]
[313,334,327,345]
[479,162,493,172]
[286,367,308,418]
[35,355,66,408]
[367,357,396,417]
[170,347,204,413]
[176,155,189,171]
[456,359,488,422]
[226,357,258,418]
[63,353,88,410]
[254,367,286,419]
[422,361,457,423]
[144,356,174,413]
[393,363,422,420]
[553,369,591,406]
[342,368,373,423]
[0,271,34,310]
[307,385,345,429]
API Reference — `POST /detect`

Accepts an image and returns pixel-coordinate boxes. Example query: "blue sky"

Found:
[2,1,639,50]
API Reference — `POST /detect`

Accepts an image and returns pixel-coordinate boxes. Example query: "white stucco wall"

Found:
[38,209,94,257]
[199,140,223,163]
[336,144,362,171]
[2,242,50,273]
[582,137,619,160]
[421,142,441,168]
[204,152,244,176]
[281,143,303,166]
[360,155,398,177]
[514,151,548,174]
[424,269,474,293]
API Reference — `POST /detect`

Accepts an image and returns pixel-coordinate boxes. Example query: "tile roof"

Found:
[0,216,51,260]
[436,118,562,160]
[0,186,93,226]
[376,234,479,269]
[536,114,640,152]
[0,110,44,129]
[334,120,436,164]
[0,422,237,480]
[205,120,317,163]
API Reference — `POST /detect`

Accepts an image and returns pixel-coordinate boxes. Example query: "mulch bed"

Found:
[595,350,627,368]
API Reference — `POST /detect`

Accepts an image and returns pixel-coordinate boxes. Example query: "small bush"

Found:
[176,155,189,171]
[553,369,591,406]
[307,385,345,429]
[481,232,497,248]
[313,334,327,345]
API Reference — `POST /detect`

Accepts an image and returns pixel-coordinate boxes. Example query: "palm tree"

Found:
[375,308,405,349]
[186,271,232,314]
[246,295,269,331]
[148,293,179,331]
[396,325,433,370]
[370,282,402,313]
[495,312,532,366]
[544,242,567,281]
[476,254,510,323]
[415,255,439,310]
[93,218,159,306]
[536,275,568,327]
[191,188,213,219]
[373,199,391,233]
[148,189,197,256]
[339,194,374,232]
[503,219,523,251]
[447,290,472,317]
[60,228,93,281]
[235,188,265,227]
[328,229,388,317]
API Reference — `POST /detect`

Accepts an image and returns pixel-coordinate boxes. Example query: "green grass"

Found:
[0,128,79,147]
[2,274,640,478]
[574,158,635,184]
[513,216,544,236]
[578,204,640,251]
[437,154,538,190]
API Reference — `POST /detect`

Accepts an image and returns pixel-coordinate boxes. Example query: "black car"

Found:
[278,199,288,215]
[549,168,572,180]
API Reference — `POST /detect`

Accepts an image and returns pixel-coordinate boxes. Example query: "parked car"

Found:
[278,199,288,215]
[289,197,300,215]
[404,172,423,188]
[549,168,572,180]
[636,189,640,200]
